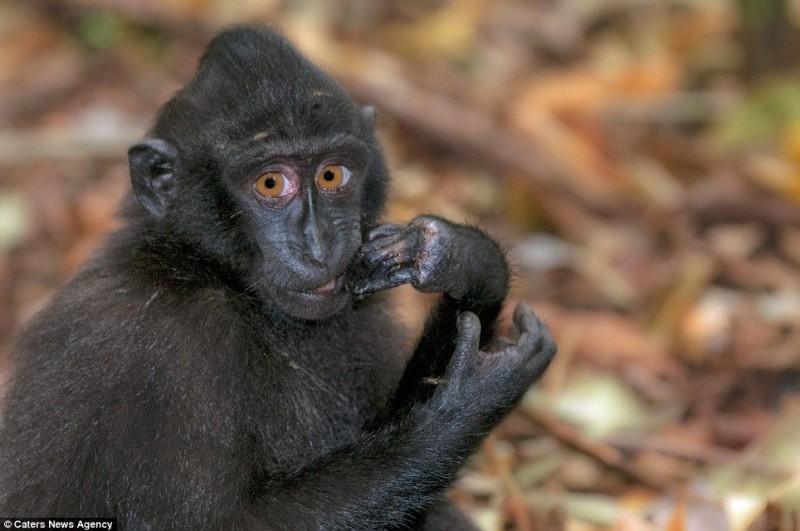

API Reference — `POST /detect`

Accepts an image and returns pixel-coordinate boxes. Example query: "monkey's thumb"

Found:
[441,312,481,387]
[455,312,481,354]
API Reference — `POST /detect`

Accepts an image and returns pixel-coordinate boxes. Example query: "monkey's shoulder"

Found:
[16,251,402,370]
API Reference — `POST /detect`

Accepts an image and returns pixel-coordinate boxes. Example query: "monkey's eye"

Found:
[316,165,351,190]
[255,172,287,198]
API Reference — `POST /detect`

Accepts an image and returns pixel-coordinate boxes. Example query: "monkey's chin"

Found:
[275,278,350,321]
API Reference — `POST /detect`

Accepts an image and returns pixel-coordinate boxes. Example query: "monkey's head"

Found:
[127,26,388,321]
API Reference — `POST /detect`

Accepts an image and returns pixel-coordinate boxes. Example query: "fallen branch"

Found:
[0,128,144,165]
[521,406,673,491]
[604,434,789,480]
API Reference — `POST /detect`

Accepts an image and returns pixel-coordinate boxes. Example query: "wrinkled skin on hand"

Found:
[349,215,508,302]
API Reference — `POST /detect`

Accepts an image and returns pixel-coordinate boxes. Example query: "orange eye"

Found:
[255,172,286,197]
[317,165,350,190]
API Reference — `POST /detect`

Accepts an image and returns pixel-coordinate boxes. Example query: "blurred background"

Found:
[1,0,800,529]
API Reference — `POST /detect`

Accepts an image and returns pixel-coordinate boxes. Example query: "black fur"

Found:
[0,26,556,530]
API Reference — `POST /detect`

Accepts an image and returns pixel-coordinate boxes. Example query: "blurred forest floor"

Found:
[2,1,800,530]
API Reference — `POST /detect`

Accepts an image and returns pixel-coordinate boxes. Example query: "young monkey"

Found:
[0,26,556,530]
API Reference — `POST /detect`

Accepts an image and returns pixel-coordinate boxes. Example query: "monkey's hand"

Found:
[350,215,508,301]
[431,303,556,434]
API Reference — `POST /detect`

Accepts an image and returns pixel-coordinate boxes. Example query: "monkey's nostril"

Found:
[302,253,325,268]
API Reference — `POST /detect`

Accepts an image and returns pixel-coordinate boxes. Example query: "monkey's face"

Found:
[223,135,370,320]
[128,27,388,321]
[129,127,385,323]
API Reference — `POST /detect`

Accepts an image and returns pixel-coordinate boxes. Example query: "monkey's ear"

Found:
[360,105,376,130]
[128,139,179,218]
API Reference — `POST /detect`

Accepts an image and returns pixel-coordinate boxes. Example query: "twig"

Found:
[694,192,800,228]
[520,405,673,491]
[603,434,789,479]
[0,128,144,165]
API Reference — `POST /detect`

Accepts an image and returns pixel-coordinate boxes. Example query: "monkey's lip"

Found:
[308,276,345,295]
[278,275,349,320]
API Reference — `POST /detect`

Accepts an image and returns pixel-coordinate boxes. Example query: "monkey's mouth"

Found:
[277,275,349,320]
[284,275,345,297]
[309,275,345,295]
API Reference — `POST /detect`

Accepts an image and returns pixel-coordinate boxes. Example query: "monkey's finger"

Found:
[360,241,418,273]
[357,227,407,259]
[356,231,414,261]
[365,224,404,242]
[351,277,399,296]
[351,267,417,295]
[357,228,421,262]
[355,232,407,263]
[455,312,481,356]
[513,302,537,327]
[444,312,481,383]
[509,302,539,338]
[514,312,557,374]
[388,267,418,286]
[487,336,514,353]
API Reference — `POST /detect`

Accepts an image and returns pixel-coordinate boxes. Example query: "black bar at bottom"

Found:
[0,519,116,530]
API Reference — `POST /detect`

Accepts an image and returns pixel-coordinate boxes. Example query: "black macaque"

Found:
[0,26,556,530]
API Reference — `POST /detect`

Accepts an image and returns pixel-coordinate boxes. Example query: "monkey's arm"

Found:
[352,216,509,414]
[247,407,469,529]
[245,306,553,531]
